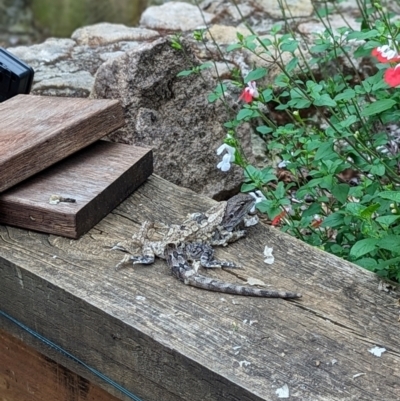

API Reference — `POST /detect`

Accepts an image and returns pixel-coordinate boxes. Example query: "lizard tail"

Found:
[183,273,302,299]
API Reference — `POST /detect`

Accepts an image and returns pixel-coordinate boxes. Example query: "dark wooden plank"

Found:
[0,174,399,401]
[0,141,152,238]
[0,329,124,401]
[0,94,125,192]
[0,141,153,238]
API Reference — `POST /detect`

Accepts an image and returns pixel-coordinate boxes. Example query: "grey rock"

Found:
[140,2,215,32]
[71,23,159,46]
[253,0,313,18]
[200,0,255,22]
[9,38,76,66]
[91,37,252,199]
[7,32,145,97]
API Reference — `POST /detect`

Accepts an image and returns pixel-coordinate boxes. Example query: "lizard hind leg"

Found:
[185,243,239,269]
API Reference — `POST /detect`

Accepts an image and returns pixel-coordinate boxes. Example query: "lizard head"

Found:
[221,193,255,231]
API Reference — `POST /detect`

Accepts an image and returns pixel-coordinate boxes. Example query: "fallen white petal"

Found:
[369,346,386,357]
[353,373,366,379]
[263,246,275,264]
[246,277,266,286]
[276,384,289,398]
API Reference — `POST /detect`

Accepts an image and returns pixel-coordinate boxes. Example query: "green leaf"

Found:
[301,202,322,218]
[334,89,355,102]
[356,258,378,271]
[285,57,299,72]
[346,30,379,40]
[377,191,400,202]
[339,115,357,128]
[241,183,257,192]
[360,203,380,219]
[287,98,312,109]
[313,94,337,107]
[370,164,385,176]
[244,68,267,83]
[261,89,273,102]
[280,41,298,53]
[375,215,400,226]
[260,167,277,183]
[320,174,334,190]
[274,181,286,199]
[237,108,255,120]
[177,70,193,77]
[361,99,397,117]
[331,183,350,204]
[256,200,277,216]
[346,202,364,216]
[226,43,242,52]
[260,37,272,47]
[320,212,344,228]
[375,256,400,269]
[244,165,262,183]
[199,62,212,70]
[256,125,273,135]
[314,142,334,160]
[350,238,379,258]
[310,43,330,53]
[377,235,400,252]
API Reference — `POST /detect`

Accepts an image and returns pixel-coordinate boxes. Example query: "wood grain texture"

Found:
[0,141,153,238]
[0,94,125,192]
[0,329,124,401]
[0,174,399,401]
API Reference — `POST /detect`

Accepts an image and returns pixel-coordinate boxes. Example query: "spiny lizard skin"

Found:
[114,193,302,299]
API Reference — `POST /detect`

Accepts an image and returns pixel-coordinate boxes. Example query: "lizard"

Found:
[113,193,302,299]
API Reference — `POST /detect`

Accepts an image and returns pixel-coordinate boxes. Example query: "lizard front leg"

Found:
[115,242,156,271]
[210,228,247,247]
[184,243,239,269]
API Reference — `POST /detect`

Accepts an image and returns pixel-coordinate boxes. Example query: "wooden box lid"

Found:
[0,95,125,192]
[0,141,153,238]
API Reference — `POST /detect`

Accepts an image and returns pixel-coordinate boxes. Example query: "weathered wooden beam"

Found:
[0,95,124,192]
[0,174,399,401]
[0,329,124,401]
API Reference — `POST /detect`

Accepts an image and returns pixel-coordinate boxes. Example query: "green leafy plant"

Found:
[178,0,400,281]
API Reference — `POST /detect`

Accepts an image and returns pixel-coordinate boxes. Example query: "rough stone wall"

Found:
[7,0,374,198]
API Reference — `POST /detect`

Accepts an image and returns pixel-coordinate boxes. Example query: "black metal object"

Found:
[0,47,34,102]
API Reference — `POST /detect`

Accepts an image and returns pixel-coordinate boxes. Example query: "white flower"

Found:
[263,246,274,264]
[278,160,289,168]
[217,144,235,172]
[217,153,232,171]
[377,44,399,60]
[368,346,386,357]
[248,190,266,213]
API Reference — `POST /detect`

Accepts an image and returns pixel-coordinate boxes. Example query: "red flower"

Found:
[271,210,286,226]
[311,215,323,228]
[239,81,259,103]
[384,65,400,87]
[372,46,400,63]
